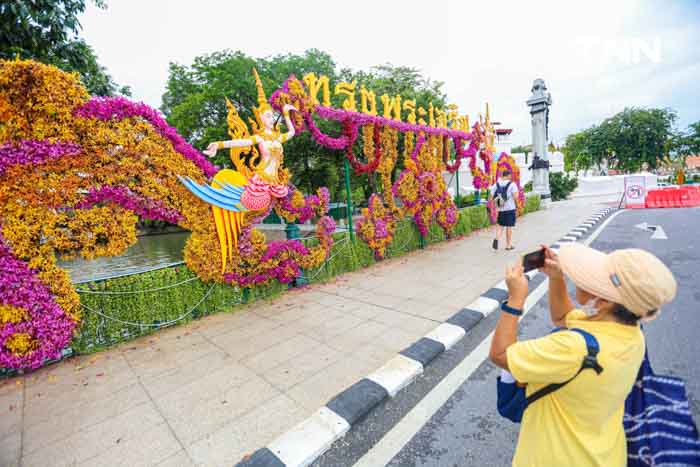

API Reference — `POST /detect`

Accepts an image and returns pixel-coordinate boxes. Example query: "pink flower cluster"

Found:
[74,97,218,178]
[75,185,183,224]
[224,214,336,287]
[0,230,75,369]
[0,140,82,175]
[313,106,474,141]
[278,186,330,223]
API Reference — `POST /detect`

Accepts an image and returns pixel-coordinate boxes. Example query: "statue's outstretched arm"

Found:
[203,137,256,157]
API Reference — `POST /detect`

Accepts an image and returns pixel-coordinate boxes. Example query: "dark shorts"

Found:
[497,209,516,227]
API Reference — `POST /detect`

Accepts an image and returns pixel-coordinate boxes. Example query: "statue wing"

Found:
[178,176,247,212]
[225,98,257,176]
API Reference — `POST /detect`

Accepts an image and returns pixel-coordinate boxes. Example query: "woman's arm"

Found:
[540,246,574,326]
[489,263,529,370]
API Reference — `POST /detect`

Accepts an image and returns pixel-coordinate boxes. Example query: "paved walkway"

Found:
[1,197,613,467]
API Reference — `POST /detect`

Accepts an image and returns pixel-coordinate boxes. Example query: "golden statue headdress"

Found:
[253,68,272,114]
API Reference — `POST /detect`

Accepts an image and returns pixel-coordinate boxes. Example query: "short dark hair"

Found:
[502,170,512,177]
[612,303,640,325]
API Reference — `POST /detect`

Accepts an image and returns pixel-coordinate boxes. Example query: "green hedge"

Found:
[73,267,286,353]
[65,200,538,357]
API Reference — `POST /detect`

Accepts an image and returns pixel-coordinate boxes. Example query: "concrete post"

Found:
[526,78,552,207]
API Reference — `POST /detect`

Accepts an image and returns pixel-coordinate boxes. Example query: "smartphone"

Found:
[522,248,546,273]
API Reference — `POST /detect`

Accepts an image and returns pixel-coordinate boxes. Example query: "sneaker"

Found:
[492,239,498,250]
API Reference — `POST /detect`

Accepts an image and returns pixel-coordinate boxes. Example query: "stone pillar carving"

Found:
[526,78,552,206]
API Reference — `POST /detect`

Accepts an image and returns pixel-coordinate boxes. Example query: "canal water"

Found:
[59,232,191,283]
[58,225,322,283]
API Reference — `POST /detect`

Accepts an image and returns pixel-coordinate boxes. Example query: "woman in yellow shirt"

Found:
[489,244,677,467]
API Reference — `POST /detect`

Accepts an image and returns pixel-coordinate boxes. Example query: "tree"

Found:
[562,107,678,173]
[668,120,700,162]
[0,0,129,96]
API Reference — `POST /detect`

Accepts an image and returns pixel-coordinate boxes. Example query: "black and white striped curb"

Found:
[236,207,615,467]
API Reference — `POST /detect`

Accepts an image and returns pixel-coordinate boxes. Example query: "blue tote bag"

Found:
[624,350,700,466]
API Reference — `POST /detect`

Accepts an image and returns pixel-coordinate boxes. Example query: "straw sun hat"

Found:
[557,244,677,320]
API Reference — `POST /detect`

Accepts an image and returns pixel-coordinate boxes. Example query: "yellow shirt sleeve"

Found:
[506,331,587,384]
[565,309,587,323]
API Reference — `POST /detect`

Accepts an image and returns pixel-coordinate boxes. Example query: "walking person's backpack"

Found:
[494,181,512,209]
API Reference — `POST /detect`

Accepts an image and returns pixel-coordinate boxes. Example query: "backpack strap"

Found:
[525,328,603,407]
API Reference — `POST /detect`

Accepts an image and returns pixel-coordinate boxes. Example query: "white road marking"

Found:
[352,208,625,467]
[425,323,467,351]
[270,407,350,467]
[651,225,668,240]
[466,296,500,316]
[366,355,423,398]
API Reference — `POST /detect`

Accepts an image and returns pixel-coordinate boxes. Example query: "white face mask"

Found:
[579,297,599,317]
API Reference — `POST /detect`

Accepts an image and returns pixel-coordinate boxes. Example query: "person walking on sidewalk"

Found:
[489,170,518,250]
[489,244,677,467]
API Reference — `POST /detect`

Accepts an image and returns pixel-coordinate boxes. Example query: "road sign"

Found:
[625,176,647,209]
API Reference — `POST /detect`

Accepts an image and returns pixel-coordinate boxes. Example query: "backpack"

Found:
[496,327,602,423]
[494,181,512,209]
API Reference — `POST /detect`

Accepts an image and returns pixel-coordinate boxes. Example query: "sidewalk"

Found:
[1,198,612,467]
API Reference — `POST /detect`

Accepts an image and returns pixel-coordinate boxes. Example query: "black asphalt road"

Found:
[314,208,700,467]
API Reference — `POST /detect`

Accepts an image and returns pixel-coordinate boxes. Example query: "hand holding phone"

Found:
[522,248,546,273]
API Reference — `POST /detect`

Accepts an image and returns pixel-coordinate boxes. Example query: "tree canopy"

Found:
[562,107,689,173]
[161,49,447,203]
[0,0,129,96]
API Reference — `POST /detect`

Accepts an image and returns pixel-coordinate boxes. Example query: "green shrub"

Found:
[466,205,489,230]
[73,266,285,353]
[524,193,541,213]
[453,208,473,237]
[549,172,579,201]
[524,181,533,193]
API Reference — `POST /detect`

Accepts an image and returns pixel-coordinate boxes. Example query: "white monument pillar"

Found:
[526,79,552,207]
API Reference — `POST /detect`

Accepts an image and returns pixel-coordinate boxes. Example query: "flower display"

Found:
[276,186,330,223]
[356,194,397,259]
[0,140,82,175]
[76,185,184,224]
[74,96,218,178]
[0,60,337,370]
[0,60,505,369]
[269,74,496,255]
[0,231,75,369]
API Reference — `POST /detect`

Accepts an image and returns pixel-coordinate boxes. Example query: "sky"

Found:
[79,0,700,146]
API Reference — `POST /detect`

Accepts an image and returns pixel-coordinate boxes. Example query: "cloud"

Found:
[80,0,700,145]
